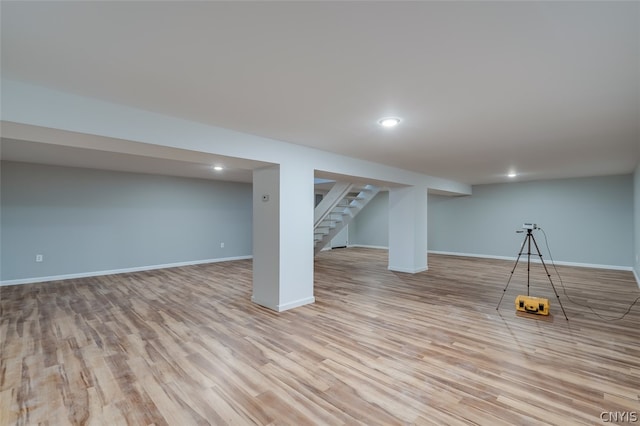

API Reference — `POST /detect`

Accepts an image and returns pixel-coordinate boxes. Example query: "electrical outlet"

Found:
[220,242,225,248]
[35,254,43,262]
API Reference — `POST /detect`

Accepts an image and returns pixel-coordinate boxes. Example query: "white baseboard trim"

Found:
[634,268,640,289]
[428,250,633,272]
[348,244,389,250]
[277,296,315,312]
[0,255,253,287]
[349,245,428,273]
[251,295,315,312]
[388,266,428,274]
[325,246,633,273]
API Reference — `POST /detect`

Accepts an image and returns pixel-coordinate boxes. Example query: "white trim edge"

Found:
[634,268,640,289]
[252,296,315,312]
[428,251,633,272]
[388,266,428,274]
[335,246,633,273]
[0,255,253,287]
[348,244,389,250]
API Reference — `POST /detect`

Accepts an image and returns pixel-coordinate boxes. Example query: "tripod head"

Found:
[517,223,539,234]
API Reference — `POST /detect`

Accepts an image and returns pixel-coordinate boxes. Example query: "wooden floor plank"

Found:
[1,248,639,425]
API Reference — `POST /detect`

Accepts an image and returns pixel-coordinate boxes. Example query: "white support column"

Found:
[252,162,315,312]
[388,185,428,273]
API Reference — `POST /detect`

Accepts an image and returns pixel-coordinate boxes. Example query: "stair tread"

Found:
[314,184,379,256]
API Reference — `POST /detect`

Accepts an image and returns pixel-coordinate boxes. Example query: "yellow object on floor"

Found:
[515,295,550,316]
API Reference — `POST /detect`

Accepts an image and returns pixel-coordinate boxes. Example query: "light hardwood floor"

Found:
[1,248,639,425]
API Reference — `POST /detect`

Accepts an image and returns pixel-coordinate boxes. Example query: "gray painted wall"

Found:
[351,175,634,268]
[428,175,633,267]
[350,191,389,248]
[634,163,640,278]
[1,161,253,281]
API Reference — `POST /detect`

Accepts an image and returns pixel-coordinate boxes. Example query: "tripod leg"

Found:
[530,234,569,320]
[497,233,528,311]
[526,232,531,297]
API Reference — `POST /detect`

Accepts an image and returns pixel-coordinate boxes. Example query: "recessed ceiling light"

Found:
[213,166,224,171]
[378,117,401,128]
[507,172,517,178]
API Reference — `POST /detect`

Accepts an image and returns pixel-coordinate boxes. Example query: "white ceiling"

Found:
[1,1,638,185]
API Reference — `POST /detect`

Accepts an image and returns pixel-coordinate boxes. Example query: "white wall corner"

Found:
[251,295,279,312]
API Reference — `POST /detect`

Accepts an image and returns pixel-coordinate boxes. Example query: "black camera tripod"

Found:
[496,228,568,320]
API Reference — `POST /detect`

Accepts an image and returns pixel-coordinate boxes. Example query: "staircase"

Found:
[314,183,380,255]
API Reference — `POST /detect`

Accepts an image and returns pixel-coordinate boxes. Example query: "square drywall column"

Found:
[252,165,281,309]
[388,185,428,273]
[252,163,315,312]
